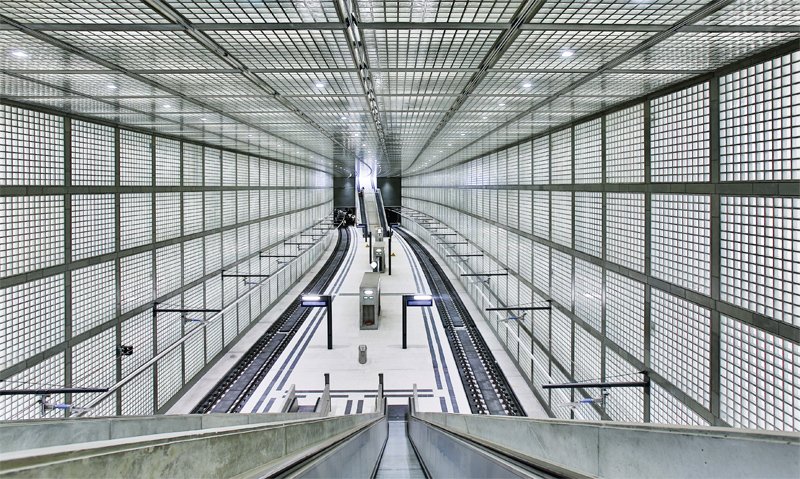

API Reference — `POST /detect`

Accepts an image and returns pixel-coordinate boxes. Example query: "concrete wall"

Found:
[377,177,402,206]
[334,176,356,208]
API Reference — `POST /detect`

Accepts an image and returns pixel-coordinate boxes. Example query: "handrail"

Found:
[253,414,387,478]
[76,219,335,416]
[409,413,584,479]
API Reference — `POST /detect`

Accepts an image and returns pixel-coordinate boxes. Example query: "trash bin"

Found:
[358,344,367,364]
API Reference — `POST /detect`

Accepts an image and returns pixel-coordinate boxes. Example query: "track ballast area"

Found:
[396,227,525,416]
[193,227,351,413]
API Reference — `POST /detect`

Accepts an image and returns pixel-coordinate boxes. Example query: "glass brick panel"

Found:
[71,261,116,336]
[606,193,645,273]
[720,316,799,431]
[155,192,181,242]
[551,192,572,248]
[0,275,64,368]
[0,105,63,186]
[574,118,602,184]
[606,271,644,360]
[574,325,601,383]
[155,137,181,186]
[0,196,64,277]
[720,52,800,181]
[606,104,644,183]
[551,250,573,310]
[532,136,549,185]
[120,251,153,313]
[71,120,114,186]
[605,348,644,422]
[574,259,602,332]
[575,192,602,258]
[721,196,799,326]
[120,193,152,250]
[651,194,711,295]
[533,191,550,240]
[120,130,152,186]
[651,82,710,182]
[651,383,709,427]
[651,289,711,408]
[550,128,572,184]
[72,194,115,261]
[121,311,153,377]
[551,309,572,374]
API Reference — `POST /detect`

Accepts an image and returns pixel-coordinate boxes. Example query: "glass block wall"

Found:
[0,103,333,420]
[403,50,799,430]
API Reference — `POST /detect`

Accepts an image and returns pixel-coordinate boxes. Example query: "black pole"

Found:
[0,388,109,396]
[326,296,333,350]
[368,232,372,262]
[388,235,392,275]
[542,381,649,390]
[402,296,408,349]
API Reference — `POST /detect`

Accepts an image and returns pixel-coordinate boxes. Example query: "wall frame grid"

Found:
[0,102,333,420]
[402,45,799,431]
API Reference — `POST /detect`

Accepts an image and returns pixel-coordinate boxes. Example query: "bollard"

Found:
[358,344,367,364]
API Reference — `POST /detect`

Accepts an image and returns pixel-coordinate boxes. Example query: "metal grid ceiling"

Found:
[0,0,796,177]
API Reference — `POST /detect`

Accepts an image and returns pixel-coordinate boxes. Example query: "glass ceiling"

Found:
[0,0,797,176]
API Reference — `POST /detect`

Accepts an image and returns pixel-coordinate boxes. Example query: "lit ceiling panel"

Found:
[358,0,524,22]
[530,0,709,25]
[496,30,656,70]
[0,1,167,24]
[205,30,352,69]
[365,29,501,69]
[165,0,339,23]
[617,32,800,71]
[696,0,800,25]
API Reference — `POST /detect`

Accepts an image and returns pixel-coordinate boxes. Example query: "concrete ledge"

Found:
[0,412,322,453]
[0,414,380,478]
[414,412,800,479]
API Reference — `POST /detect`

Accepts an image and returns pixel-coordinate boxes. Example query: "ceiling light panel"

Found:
[1,73,72,98]
[696,0,800,25]
[142,73,273,98]
[365,30,501,69]
[382,95,456,112]
[460,95,530,113]
[48,31,230,70]
[357,0,524,22]
[496,30,655,70]
[206,30,352,69]
[374,71,473,95]
[255,71,364,96]
[530,0,709,25]
[564,71,697,100]
[16,72,169,100]
[0,31,106,71]
[0,0,168,23]
[617,32,800,71]
[473,71,583,96]
[164,0,339,23]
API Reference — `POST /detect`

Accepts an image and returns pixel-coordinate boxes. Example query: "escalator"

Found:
[375,406,426,478]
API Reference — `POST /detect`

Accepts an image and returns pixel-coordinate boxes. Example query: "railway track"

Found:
[396,227,524,416]
[193,227,352,413]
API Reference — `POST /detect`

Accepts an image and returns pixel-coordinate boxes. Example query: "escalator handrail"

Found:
[251,415,386,479]
[408,413,589,479]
